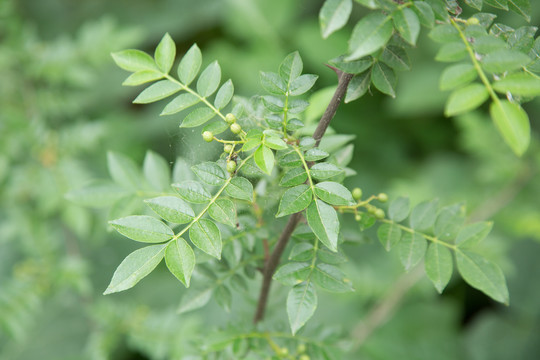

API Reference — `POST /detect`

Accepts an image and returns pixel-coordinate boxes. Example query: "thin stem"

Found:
[379,218,457,250]
[253,66,354,324]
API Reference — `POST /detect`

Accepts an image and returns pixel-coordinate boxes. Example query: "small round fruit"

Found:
[226,160,237,173]
[378,193,388,203]
[352,187,363,200]
[225,113,237,124]
[296,343,306,354]
[375,208,385,219]
[299,355,310,360]
[230,123,242,134]
[466,17,480,25]
[279,347,289,356]
[202,131,213,142]
[224,144,233,153]
[355,214,362,222]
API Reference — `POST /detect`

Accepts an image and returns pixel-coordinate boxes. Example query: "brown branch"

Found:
[253,67,354,324]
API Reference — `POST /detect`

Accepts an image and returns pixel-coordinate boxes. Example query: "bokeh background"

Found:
[1,0,540,359]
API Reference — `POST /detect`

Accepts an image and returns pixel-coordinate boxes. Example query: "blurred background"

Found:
[1,0,539,358]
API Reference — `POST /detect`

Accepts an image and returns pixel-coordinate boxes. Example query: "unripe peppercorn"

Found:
[375,208,385,219]
[226,160,237,173]
[225,113,236,124]
[202,131,213,142]
[279,347,289,356]
[299,355,310,360]
[296,343,306,354]
[224,144,233,153]
[355,213,362,222]
[230,123,242,134]
[378,193,388,203]
[352,187,362,200]
[466,17,480,25]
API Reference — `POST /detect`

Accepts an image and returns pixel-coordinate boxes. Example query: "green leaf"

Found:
[472,35,507,54]
[481,49,531,73]
[178,44,202,86]
[65,180,129,208]
[154,33,175,74]
[143,150,171,191]
[312,263,353,292]
[254,145,275,175]
[329,55,373,74]
[133,80,182,104]
[306,200,340,252]
[264,135,288,150]
[280,167,308,187]
[165,238,195,287]
[173,180,212,204]
[290,74,319,96]
[314,181,355,206]
[317,248,347,264]
[429,24,460,43]
[145,196,194,224]
[444,83,489,117]
[215,285,232,312]
[288,99,310,114]
[388,196,410,222]
[425,243,453,293]
[410,199,438,231]
[122,70,163,86]
[209,198,237,227]
[439,64,477,91]
[262,95,284,113]
[104,244,167,294]
[393,8,420,45]
[260,71,287,95]
[490,100,530,156]
[371,62,396,98]
[508,0,531,21]
[412,1,435,28]
[279,51,303,84]
[214,79,234,109]
[377,222,402,251]
[464,0,483,10]
[189,219,222,259]
[161,93,200,116]
[319,0,353,39]
[111,49,157,72]
[178,288,213,314]
[109,215,174,243]
[347,12,393,61]
[345,71,371,103]
[107,151,142,189]
[485,0,508,9]
[289,243,315,261]
[456,221,493,248]
[179,107,216,128]
[287,282,318,335]
[435,42,467,62]
[493,73,540,96]
[192,162,227,186]
[456,250,509,304]
[197,61,221,97]
[204,119,229,135]
[380,46,411,71]
[398,232,427,271]
[277,184,313,217]
[304,148,329,162]
[225,177,253,201]
[310,163,343,180]
[434,204,464,241]
[273,262,311,286]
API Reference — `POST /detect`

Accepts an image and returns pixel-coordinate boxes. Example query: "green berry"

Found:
[296,343,306,354]
[279,347,289,356]
[224,144,233,153]
[355,214,362,222]
[299,355,310,360]
[202,131,213,142]
[368,206,376,215]
[225,113,237,124]
[375,208,385,219]
[352,187,362,200]
[466,17,480,25]
[230,123,242,134]
[226,160,237,173]
[378,193,388,203]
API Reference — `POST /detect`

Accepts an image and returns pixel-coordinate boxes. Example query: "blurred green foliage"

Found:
[1,0,540,359]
